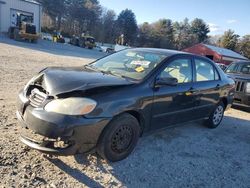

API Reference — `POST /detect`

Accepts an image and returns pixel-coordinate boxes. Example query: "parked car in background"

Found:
[225,61,250,108]
[69,36,79,46]
[94,46,104,52]
[17,48,235,162]
[70,35,96,49]
[97,45,114,53]
[98,44,130,53]
[216,63,228,71]
[41,33,53,41]
[114,44,130,52]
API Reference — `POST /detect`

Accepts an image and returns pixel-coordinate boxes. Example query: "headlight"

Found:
[246,82,250,93]
[44,98,97,115]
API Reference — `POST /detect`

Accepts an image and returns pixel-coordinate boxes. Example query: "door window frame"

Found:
[192,57,221,82]
[155,55,194,85]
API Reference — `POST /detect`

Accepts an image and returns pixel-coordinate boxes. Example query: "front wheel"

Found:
[97,113,140,162]
[205,102,225,128]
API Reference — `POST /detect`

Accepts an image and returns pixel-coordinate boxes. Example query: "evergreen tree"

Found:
[190,18,210,43]
[238,35,250,59]
[100,9,117,43]
[219,29,239,51]
[116,9,138,45]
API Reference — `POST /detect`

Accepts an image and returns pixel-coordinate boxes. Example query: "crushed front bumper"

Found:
[19,135,78,155]
[17,104,111,155]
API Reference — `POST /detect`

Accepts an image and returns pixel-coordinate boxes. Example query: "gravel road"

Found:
[0,36,249,188]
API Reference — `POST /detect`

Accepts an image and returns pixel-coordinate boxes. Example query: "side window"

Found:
[160,58,192,83]
[226,63,238,73]
[195,59,216,81]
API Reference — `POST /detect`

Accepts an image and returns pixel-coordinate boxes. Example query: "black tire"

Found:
[13,28,21,41]
[205,102,225,128]
[8,27,14,39]
[97,113,140,162]
[79,39,85,48]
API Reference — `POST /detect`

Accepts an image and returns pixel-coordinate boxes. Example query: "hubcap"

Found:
[213,105,224,125]
[111,125,133,153]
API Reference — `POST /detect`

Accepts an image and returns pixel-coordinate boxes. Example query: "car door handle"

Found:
[185,87,198,95]
[189,87,198,93]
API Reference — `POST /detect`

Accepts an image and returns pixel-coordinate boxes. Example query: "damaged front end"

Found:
[16,86,80,155]
[19,122,77,155]
[16,68,119,155]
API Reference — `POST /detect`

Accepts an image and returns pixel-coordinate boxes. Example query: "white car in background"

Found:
[97,44,130,53]
[216,63,228,71]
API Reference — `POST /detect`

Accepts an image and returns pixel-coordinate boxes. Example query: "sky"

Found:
[99,0,250,36]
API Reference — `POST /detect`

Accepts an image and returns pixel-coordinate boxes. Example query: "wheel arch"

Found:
[221,97,228,109]
[125,110,145,136]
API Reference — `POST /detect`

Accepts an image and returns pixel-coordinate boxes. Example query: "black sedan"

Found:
[17,48,235,162]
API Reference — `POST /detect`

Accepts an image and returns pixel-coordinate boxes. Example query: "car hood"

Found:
[33,67,133,95]
[227,73,250,81]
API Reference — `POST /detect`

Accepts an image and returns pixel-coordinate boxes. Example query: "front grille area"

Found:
[29,88,48,108]
[235,80,245,92]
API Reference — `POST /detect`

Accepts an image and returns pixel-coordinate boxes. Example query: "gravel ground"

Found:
[0,36,250,188]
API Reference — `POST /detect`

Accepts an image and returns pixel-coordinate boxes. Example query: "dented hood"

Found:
[35,67,133,95]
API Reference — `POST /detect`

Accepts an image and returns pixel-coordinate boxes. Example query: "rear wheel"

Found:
[8,27,14,39]
[13,28,21,41]
[97,113,140,162]
[205,102,225,128]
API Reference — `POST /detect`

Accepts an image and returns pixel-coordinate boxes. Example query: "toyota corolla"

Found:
[17,48,235,162]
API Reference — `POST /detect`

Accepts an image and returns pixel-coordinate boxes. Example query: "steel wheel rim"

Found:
[111,125,133,153]
[213,105,224,125]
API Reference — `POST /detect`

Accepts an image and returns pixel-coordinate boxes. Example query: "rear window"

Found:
[195,59,217,81]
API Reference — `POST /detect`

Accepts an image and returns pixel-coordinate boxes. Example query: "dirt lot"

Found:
[0,36,250,188]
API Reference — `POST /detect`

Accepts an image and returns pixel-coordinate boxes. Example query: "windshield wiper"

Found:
[100,70,125,79]
[83,64,98,71]
[100,70,113,75]
[100,70,132,80]
[85,66,137,81]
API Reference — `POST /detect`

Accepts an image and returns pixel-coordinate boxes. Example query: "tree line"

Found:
[211,30,250,59]
[38,0,250,59]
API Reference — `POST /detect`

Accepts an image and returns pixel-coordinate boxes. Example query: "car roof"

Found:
[132,48,190,56]
[231,61,250,64]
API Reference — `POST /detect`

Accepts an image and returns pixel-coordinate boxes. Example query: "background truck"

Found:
[70,34,96,49]
[8,12,39,43]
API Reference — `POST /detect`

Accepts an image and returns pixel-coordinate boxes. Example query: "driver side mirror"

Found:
[155,77,178,87]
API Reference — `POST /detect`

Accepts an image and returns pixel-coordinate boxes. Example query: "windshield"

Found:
[226,62,250,74]
[89,49,168,80]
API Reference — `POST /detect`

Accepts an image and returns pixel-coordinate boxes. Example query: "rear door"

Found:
[192,57,221,119]
[151,56,199,130]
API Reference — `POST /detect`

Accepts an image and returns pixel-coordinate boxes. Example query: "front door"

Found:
[151,57,198,130]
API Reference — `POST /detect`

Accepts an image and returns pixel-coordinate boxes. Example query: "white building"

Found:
[0,0,42,33]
